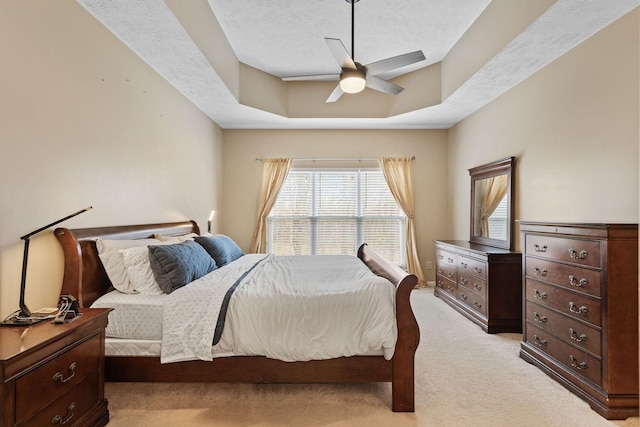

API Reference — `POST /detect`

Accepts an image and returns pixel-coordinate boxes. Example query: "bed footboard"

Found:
[357,244,420,412]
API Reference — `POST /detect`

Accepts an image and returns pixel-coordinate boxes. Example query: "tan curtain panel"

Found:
[378,157,425,286]
[479,175,508,237]
[250,158,292,253]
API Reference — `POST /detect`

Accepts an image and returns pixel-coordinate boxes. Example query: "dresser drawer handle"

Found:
[447,272,454,279]
[460,277,468,285]
[534,244,547,253]
[569,249,588,260]
[533,312,548,323]
[533,289,548,300]
[52,402,76,425]
[460,294,468,301]
[52,362,77,383]
[568,276,588,288]
[533,267,548,277]
[533,335,548,347]
[436,280,444,288]
[570,355,588,370]
[568,302,588,314]
[447,286,454,293]
[447,257,454,264]
[437,268,443,274]
[473,283,482,292]
[438,254,443,260]
[473,301,482,310]
[460,262,467,268]
[569,328,588,343]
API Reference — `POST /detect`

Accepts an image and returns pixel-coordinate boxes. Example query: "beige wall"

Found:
[220,129,448,281]
[0,1,223,318]
[448,9,639,251]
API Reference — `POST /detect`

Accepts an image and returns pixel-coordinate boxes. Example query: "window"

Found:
[267,168,406,266]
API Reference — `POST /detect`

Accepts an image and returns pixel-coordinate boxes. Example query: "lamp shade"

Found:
[339,69,366,93]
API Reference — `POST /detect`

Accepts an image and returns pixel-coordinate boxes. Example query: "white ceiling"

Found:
[77,0,639,130]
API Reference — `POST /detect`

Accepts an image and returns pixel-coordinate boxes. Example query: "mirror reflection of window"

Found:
[486,195,507,239]
[475,174,508,238]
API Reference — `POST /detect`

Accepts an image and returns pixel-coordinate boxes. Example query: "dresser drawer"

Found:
[525,235,601,268]
[15,334,102,423]
[458,271,486,297]
[526,323,602,386]
[525,257,601,298]
[525,301,602,356]
[525,279,601,326]
[458,288,487,316]
[22,370,100,427]
[436,274,457,295]
[458,255,487,280]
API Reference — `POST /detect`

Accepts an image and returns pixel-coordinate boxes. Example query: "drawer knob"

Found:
[533,289,548,300]
[460,262,468,268]
[52,401,76,425]
[569,249,588,260]
[568,276,588,288]
[569,355,588,370]
[533,312,548,323]
[533,335,548,347]
[52,362,77,384]
[569,328,588,343]
[473,301,482,310]
[460,294,468,301]
[533,267,548,277]
[447,286,454,293]
[534,244,547,253]
[474,267,482,274]
[473,283,482,292]
[460,277,468,285]
[447,257,454,263]
[436,280,444,288]
[568,302,588,315]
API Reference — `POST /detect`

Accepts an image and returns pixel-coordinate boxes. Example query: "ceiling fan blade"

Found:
[365,50,426,76]
[325,85,344,103]
[282,74,340,82]
[365,75,404,96]
[325,38,357,70]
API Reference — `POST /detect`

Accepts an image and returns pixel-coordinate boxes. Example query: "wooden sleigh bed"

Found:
[54,220,420,412]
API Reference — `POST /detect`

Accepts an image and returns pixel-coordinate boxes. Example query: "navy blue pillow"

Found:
[194,235,244,267]
[148,240,217,294]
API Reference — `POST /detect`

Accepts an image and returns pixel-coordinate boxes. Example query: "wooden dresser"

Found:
[0,308,111,427]
[519,222,638,419]
[434,240,522,333]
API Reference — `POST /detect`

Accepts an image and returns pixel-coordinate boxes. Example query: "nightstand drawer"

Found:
[15,334,101,423]
[22,370,100,427]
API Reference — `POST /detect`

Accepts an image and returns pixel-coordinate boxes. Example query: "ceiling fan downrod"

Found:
[346,0,360,61]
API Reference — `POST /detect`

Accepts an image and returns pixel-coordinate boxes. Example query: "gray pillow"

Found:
[148,240,217,294]
[194,235,244,267]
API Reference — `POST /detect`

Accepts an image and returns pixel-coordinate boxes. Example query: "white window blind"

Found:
[267,168,406,266]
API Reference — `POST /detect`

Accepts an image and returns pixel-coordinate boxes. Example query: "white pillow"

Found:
[120,246,164,295]
[153,233,198,243]
[96,238,159,293]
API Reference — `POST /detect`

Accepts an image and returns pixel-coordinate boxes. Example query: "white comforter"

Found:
[160,253,397,363]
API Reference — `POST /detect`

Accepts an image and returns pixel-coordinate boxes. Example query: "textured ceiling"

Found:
[77,0,640,129]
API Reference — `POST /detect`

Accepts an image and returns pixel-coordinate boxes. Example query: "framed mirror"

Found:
[469,157,515,250]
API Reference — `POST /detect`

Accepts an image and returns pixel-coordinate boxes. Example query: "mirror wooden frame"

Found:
[469,157,515,250]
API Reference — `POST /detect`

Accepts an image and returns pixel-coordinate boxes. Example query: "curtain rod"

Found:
[255,156,415,162]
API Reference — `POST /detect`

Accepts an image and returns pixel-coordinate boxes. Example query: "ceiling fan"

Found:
[282,0,426,103]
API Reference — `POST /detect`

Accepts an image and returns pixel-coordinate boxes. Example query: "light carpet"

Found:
[105,288,639,427]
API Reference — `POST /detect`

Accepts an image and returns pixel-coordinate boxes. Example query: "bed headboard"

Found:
[54,221,200,308]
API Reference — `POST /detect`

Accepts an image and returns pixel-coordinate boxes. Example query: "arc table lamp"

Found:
[1,206,92,326]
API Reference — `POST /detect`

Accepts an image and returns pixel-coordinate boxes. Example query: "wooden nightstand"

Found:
[0,308,111,427]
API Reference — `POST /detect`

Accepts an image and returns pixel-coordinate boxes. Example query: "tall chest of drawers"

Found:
[434,240,522,333]
[519,222,638,419]
[0,308,111,427]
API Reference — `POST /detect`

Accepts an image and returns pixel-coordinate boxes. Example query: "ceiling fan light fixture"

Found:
[339,69,366,93]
